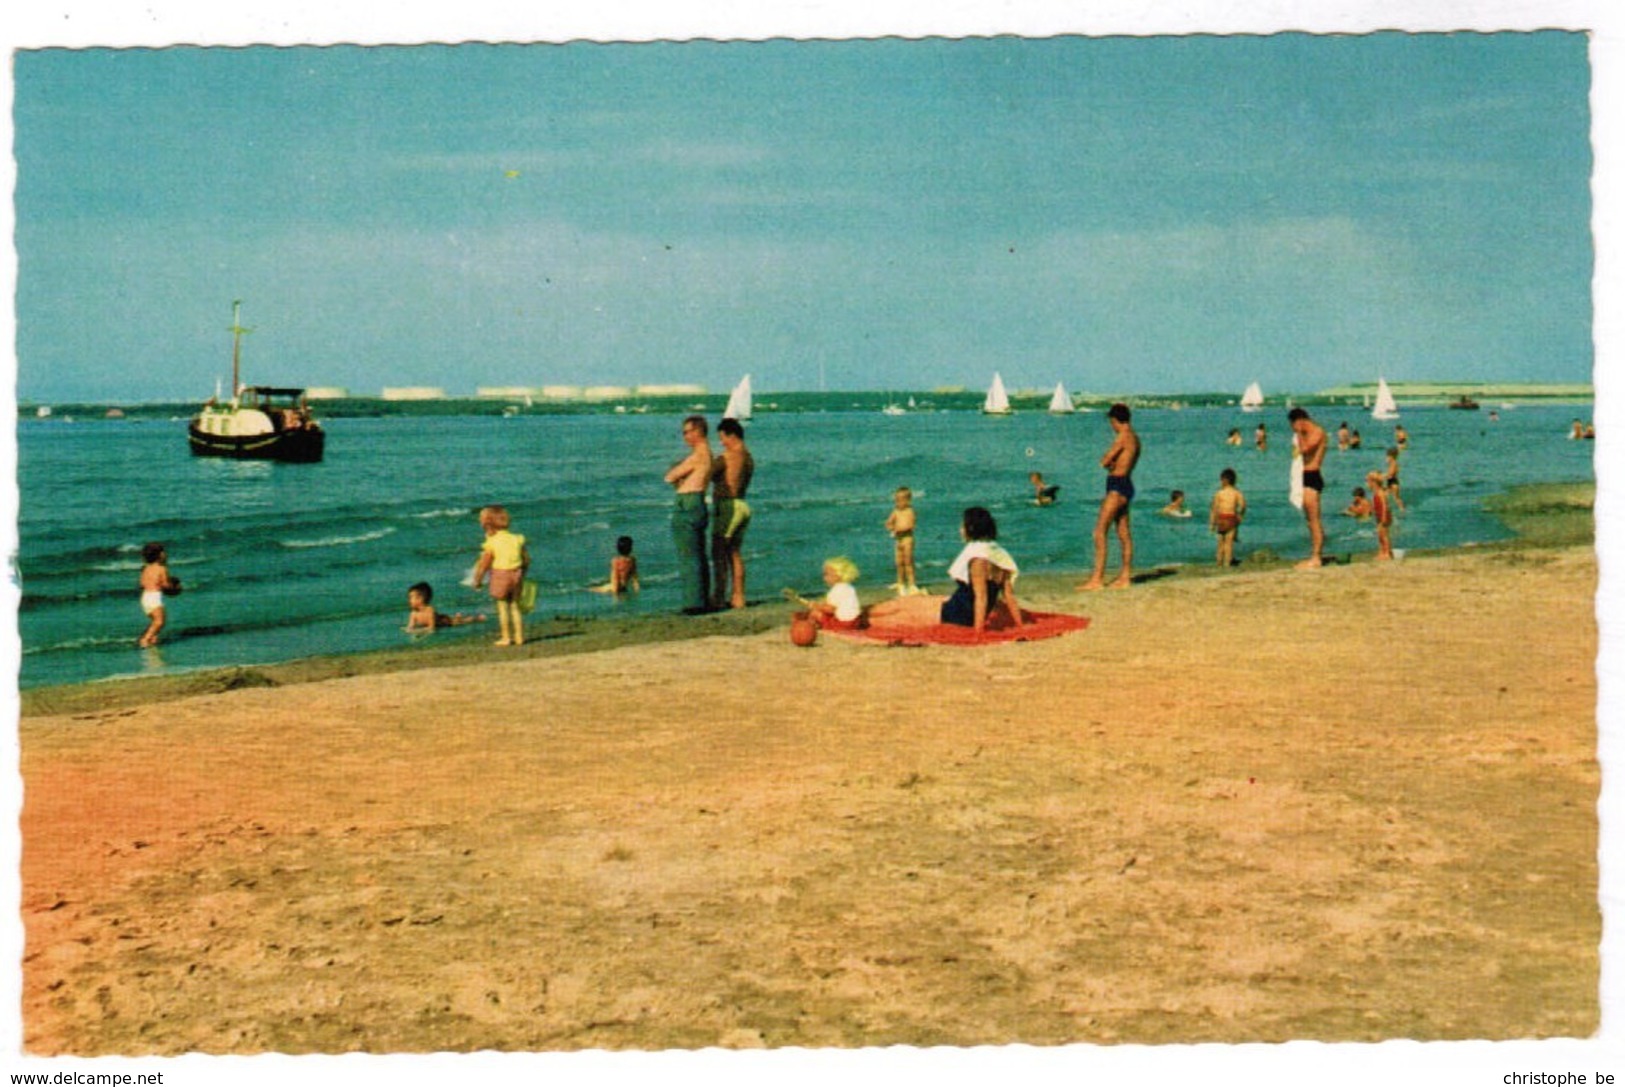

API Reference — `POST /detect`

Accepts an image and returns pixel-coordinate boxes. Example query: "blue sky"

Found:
[13,31,1594,401]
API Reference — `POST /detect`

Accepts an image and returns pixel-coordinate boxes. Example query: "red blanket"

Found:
[821,597,1090,647]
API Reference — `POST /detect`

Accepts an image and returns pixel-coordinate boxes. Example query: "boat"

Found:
[187,301,325,462]
[1447,394,1480,410]
[881,399,907,416]
[1371,376,1400,421]
[1240,381,1264,412]
[723,374,752,421]
[35,405,51,419]
[1047,381,1076,414]
[982,372,1013,415]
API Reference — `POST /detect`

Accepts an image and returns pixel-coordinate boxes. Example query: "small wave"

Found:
[412,508,471,520]
[278,527,397,550]
[22,633,134,656]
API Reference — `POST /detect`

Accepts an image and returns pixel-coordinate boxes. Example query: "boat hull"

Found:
[187,423,325,462]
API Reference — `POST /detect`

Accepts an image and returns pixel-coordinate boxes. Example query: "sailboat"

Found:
[723,374,752,421]
[982,372,1013,415]
[1371,376,1400,421]
[187,301,324,462]
[881,392,907,416]
[1047,381,1076,414]
[1240,381,1265,412]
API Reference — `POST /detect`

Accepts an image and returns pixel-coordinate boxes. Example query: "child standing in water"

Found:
[1383,447,1407,514]
[136,541,180,648]
[1367,470,1395,561]
[471,505,530,646]
[1208,469,1246,568]
[884,487,919,596]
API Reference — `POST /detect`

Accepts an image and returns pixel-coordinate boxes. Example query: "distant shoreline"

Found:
[17,480,1594,719]
[17,385,1599,420]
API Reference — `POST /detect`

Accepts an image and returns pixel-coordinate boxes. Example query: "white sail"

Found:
[723,374,752,421]
[1048,381,1076,414]
[1240,381,1264,411]
[982,372,1012,415]
[1371,376,1399,421]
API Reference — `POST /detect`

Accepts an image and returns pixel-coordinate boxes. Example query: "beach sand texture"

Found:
[20,543,1597,1053]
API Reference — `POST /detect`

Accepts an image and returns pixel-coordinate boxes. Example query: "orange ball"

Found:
[789,614,818,647]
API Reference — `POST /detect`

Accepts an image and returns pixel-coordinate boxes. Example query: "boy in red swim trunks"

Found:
[1209,468,1246,568]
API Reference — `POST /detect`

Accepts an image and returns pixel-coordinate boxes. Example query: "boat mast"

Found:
[228,300,251,397]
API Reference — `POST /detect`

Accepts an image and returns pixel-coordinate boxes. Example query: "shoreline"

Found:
[18,480,1594,719]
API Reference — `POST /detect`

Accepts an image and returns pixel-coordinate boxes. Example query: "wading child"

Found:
[471,505,530,646]
[405,582,486,632]
[1344,486,1372,519]
[1208,469,1246,568]
[589,536,641,595]
[1368,470,1395,561]
[1384,447,1406,514]
[137,541,180,648]
[1029,471,1060,506]
[884,487,918,596]
[1159,490,1193,518]
[609,535,639,594]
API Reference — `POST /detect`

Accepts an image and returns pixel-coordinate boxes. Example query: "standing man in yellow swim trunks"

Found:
[709,417,755,610]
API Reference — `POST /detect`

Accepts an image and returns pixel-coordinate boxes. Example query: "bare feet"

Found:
[494,638,513,646]
[1076,578,1105,592]
[1295,557,1323,570]
[1108,576,1132,590]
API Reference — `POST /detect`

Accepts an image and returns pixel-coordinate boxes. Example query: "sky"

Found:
[10,28,1596,402]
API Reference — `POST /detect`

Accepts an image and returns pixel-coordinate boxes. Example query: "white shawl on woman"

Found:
[947,540,1018,584]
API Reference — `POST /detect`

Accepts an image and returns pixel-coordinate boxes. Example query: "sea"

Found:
[13,398,1596,690]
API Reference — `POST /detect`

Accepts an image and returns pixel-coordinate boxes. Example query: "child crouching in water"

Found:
[590,535,641,595]
[405,582,486,632]
[803,556,864,630]
[471,504,530,646]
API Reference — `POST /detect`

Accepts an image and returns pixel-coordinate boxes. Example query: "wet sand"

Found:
[18,486,1599,1053]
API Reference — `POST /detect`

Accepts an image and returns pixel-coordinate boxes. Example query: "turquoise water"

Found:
[14,402,1594,689]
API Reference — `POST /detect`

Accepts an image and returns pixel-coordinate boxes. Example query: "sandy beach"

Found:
[18,486,1599,1054]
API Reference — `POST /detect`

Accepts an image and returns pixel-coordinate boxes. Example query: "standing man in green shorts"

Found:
[664,414,713,613]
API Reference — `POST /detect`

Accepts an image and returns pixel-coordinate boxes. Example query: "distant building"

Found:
[305,387,349,400]
[582,385,633,401]
[539,385,583,400]
[476,386,540,399]
[380,386,447,401]
[635,383,707,397]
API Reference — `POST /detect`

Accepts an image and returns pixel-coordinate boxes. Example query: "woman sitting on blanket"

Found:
[941,506,1024,633]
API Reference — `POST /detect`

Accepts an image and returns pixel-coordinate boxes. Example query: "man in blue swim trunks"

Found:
[1079,402,1141,591]
[1289,407,1329,569]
